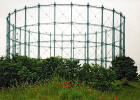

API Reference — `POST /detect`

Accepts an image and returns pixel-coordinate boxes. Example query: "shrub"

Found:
[78,63,93,84]
[41,57,64,79]
[111,56,138,81]
[54,59,81,81]
[91,65,116,91]
[79,64,116,91]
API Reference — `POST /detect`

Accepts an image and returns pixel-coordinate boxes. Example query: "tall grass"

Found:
[0,77,140,100]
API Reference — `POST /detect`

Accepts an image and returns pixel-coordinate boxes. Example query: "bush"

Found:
[91,65,116,91]
[54,59,81,81]
[0,55,81,87]
[0,55,41,87]
[79,64,116,91]
[78,63,93,84]
[111,56,138,81]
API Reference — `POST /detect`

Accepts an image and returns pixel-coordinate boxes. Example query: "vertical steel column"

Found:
[19,28,21,55]
[73,34,75,59]
[101,5,104,66]
[12,25,14,55]
[38,4,40,59]
[84,32,86,63]
[6,14,10,58]
[70,2,73,60]
[54,2,56,57]
[105,30,107,68]
[123,17,125,56]
[24,6,27,56]
[95,32,97,64]
[119,13,122,56]
[112,9,115,60]
[87,3,89,63]
[14,9,17,55]
[50,32,51,57]
[6,17,8,57]
[28,30,30,57]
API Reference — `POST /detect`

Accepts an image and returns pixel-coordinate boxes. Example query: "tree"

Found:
[111,56,138,81]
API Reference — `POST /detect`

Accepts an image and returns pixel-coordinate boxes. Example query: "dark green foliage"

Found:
[0,55,81,87]
[111,56,138,81]
[41,57,64,79]
[54,59,81,81]
[0,54,116,91]
[79,63,93,84]
[79,64,116,91]
[91,65,116,91]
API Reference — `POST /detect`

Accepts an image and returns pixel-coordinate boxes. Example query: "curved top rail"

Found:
[8,3,125,17]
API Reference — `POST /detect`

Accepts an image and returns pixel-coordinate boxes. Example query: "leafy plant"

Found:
[111,56,138,81]
[91,64,116,91]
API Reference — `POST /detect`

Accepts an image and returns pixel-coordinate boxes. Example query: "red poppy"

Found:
[62,85,68,88]
[56,83,61,86]
[114,96,118,100]
[35,88,39,91]
[100,94,104,100]
[64,81,69,85]
[72,83,75,86]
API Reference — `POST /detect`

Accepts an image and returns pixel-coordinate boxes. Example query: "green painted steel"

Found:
[14,9,17,55]
[6,3,126,67]
[6,14,10,58]
[105,30,107,68]
[101,5,104,66]
[24,6,27,56]
[73,34,74,59]
[54,2,56,57]
[70,2,73,60]
[87,3,89,63]
[85,32,86,63]
[112,9,115,60]
[12,25,14,55]
[19,28,21,55]
[95,32,97,65]
[119,13,122,56]
[38,4,40,59]
[123,17,125,56]
[28,30,30,57]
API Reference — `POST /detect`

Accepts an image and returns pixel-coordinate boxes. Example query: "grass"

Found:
[0,78,140,100]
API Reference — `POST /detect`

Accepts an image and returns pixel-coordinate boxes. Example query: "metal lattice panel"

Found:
[6,3,125,67]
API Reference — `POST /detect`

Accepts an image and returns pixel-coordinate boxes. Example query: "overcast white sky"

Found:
[0,0,140,73]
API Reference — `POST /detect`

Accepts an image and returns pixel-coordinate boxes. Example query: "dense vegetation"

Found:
[0,54,116,91]
[0,77,140,100]
[112,56,138,81]
[0,54,139,100]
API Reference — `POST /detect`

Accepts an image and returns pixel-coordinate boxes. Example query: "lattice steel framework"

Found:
[6,3,125,67]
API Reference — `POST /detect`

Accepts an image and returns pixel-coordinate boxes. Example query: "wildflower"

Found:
[114,96,118,100]
[64,81,69,85]
[63,84,69,88]
[56,83,61,86]
[72,83,75,86]
[35,88,39,91]
[100,93,104,100]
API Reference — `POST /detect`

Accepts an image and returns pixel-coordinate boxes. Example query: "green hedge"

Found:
[0,54,116,91]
